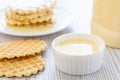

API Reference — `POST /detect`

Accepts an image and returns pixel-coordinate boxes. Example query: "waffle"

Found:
[0,55,45,77]
[7,20,54,27]
[7,0,55,15]
[0,39,47,59]
[5,0,55,26]
[5,7,53,21]
[6,15,52,26]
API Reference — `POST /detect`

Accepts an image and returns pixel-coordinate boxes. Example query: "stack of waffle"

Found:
[5,0,55,26]
[0,39,47,77]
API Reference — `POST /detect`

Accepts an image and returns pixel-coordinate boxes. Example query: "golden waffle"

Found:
[5,7,53,21]
[0,55,45,77]
[6,16,52,26]
[7,0,55,15]
[5,0,55,26]
[0,39,47,59]
[7,20,54,27]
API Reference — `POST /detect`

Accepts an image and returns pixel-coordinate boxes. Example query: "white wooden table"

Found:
[0,0,120,80]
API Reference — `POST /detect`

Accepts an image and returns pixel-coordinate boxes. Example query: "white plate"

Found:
[0,9,73,36]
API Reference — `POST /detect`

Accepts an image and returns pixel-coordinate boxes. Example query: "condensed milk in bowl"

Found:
[52,33,105,75]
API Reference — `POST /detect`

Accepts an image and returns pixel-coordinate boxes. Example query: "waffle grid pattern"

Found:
[0,39,47,59]
[5,4,54,26]
[0,55,45,77]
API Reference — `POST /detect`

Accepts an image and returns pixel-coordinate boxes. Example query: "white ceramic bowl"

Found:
[52,33,105,75]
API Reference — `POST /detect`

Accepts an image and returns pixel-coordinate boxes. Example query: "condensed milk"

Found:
[52,33,105,75]
[91,0,120,48]
[56,38,100,55]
